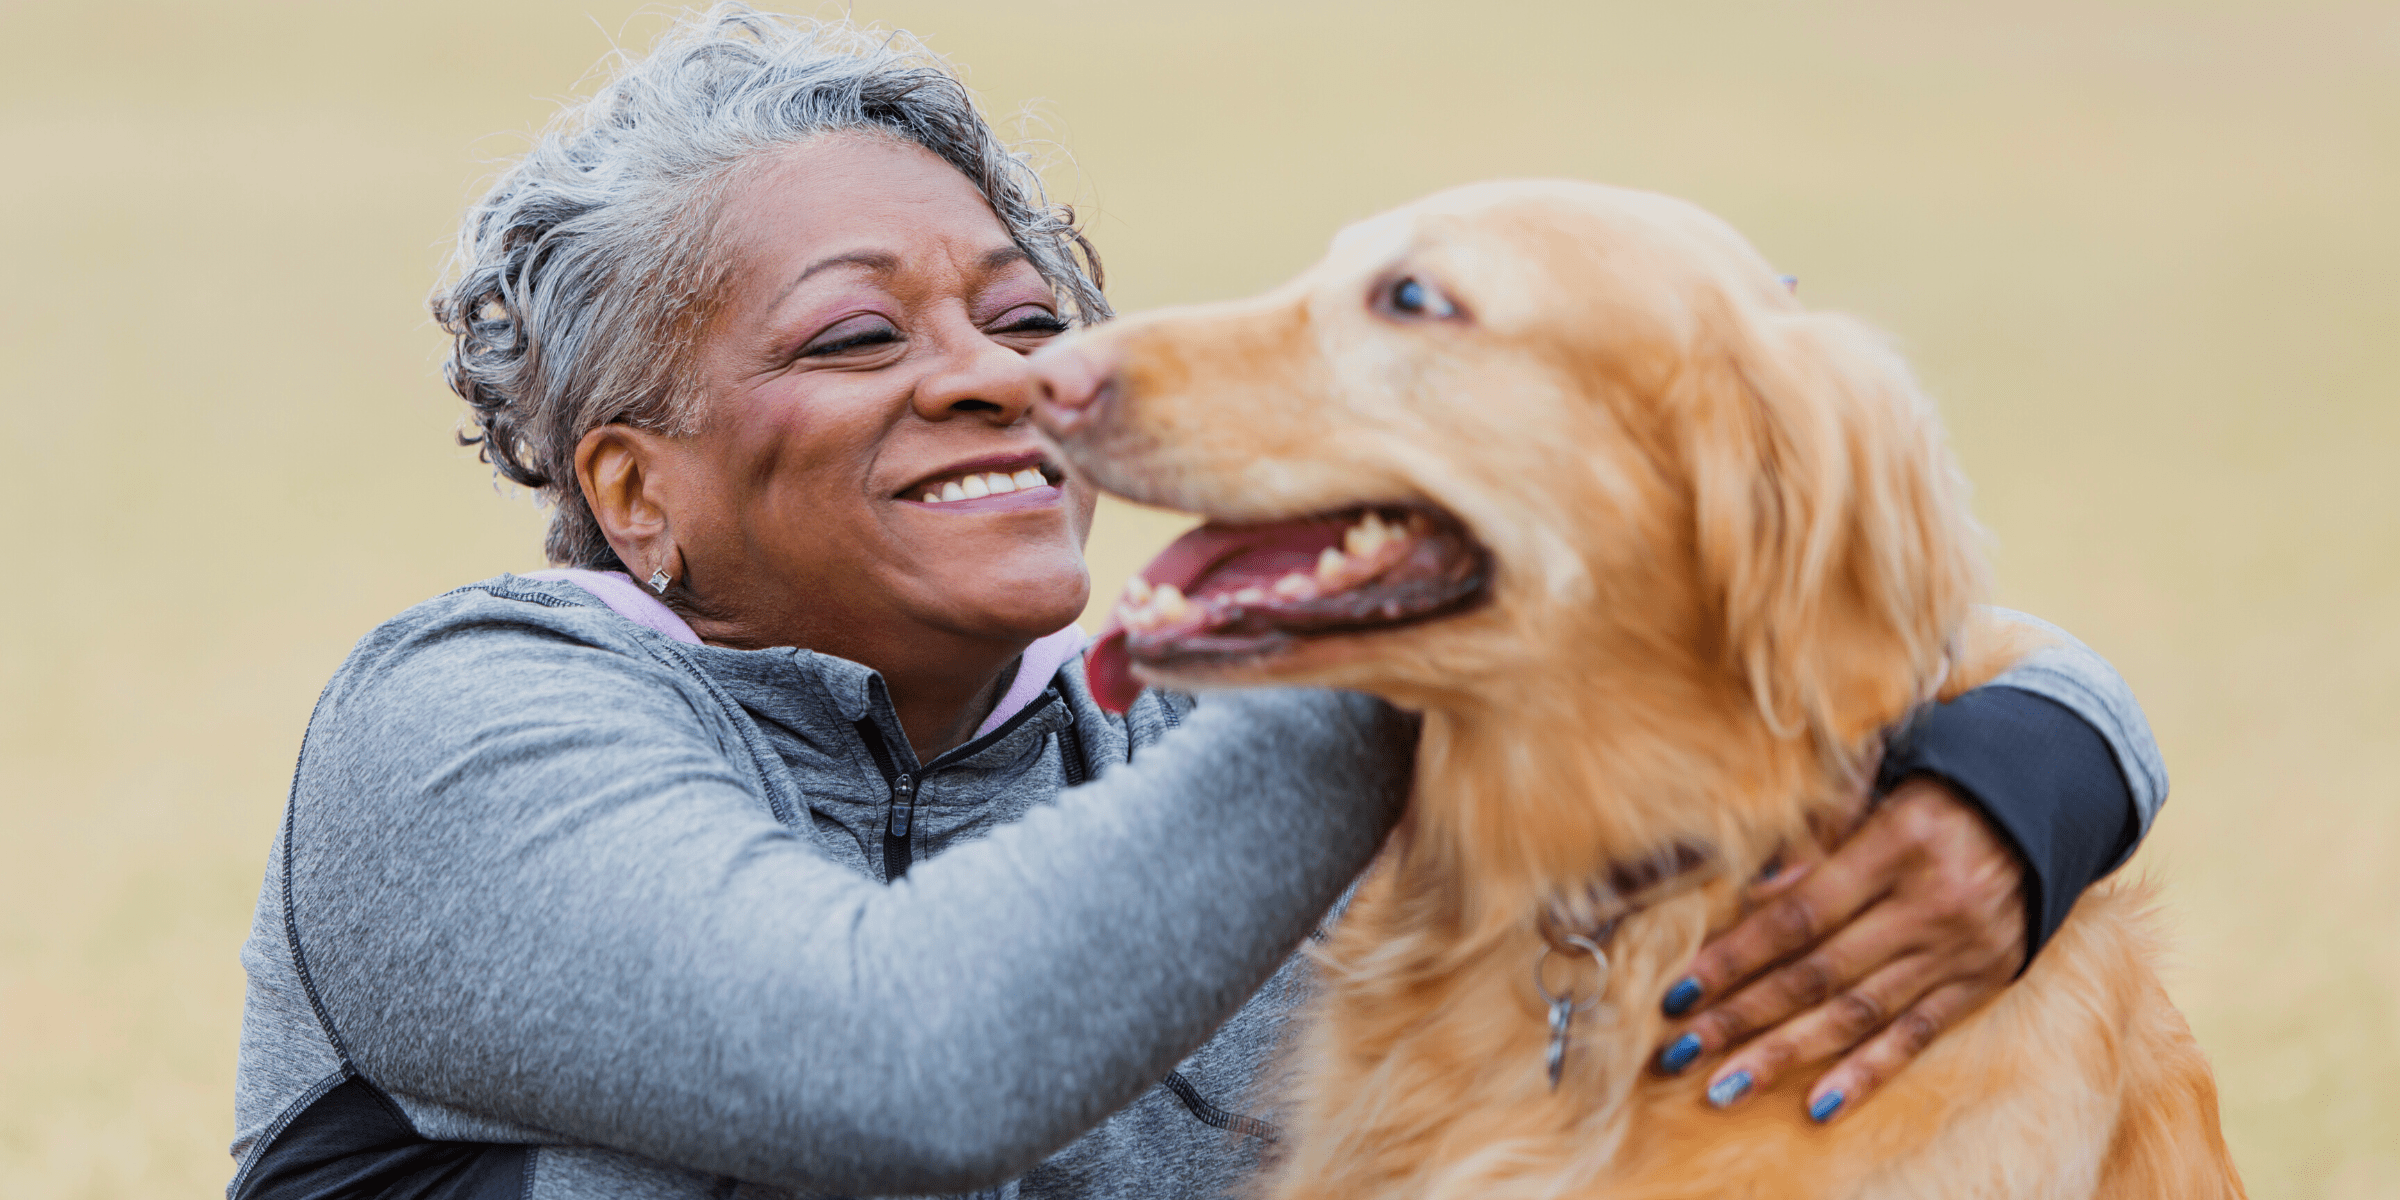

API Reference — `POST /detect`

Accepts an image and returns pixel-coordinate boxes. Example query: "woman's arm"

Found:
[1971,606,2169,851]
[286,594,1412,1193]
[1648,606,2165,1120]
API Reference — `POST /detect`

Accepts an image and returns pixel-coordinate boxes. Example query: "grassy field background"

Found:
[3,1,2393,1194]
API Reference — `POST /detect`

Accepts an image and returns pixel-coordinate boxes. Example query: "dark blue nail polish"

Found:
[1707,1070,1752,1109]
[1809,1090,1845,1123]
[1657,1032,1702,1074]
[1662,976,1703,1017]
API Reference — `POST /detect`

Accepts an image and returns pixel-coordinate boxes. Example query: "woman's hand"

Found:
[1650,779,2027,1124]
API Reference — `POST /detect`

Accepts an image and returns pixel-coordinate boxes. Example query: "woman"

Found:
[231,9,2166,1198]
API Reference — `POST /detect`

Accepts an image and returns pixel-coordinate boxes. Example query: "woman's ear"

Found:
[576,424,684,586]
[1689,303,1988,754]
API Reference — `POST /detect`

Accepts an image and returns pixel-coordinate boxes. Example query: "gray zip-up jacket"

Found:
[230,576,2165,1199]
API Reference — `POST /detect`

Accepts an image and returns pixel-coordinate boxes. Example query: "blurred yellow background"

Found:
[2,1,2393,1195]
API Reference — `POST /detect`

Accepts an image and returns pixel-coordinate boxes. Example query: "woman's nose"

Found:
[912,336,1039,425]
[1026,342,1118,437]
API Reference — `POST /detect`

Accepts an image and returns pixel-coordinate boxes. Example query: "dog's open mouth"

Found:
[1086,506,1491,710]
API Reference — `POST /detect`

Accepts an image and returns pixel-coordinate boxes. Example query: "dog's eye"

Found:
[1382,275,1458,320]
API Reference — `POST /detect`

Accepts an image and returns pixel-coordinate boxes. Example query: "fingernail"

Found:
[1809,1090,1845,1123]
[1707,1070,1752,1109]
[1657,1032,1702,1074]
[1662,976,1703,1017]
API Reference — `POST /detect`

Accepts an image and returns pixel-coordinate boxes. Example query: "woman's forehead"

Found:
[716,135,1018,284]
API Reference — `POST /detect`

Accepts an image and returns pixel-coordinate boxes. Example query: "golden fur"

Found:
[1040,181,2241,1198]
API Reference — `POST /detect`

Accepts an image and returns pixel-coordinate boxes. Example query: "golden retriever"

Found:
[1026,181,2241,1199]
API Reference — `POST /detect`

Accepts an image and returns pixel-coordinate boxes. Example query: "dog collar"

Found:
[1533,840,1720,1091]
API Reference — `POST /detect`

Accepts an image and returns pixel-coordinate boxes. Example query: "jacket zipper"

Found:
[857,688,1084,881]
[883,771,917,881]
[851,719,915,882]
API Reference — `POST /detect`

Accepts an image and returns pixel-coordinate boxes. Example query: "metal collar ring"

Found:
[1533,933,1611,1012]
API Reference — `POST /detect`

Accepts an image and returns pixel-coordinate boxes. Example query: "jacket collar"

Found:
[519,568,1087,748]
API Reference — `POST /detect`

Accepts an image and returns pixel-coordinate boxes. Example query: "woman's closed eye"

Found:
[797,315,903,359]
[988,306,1070,346]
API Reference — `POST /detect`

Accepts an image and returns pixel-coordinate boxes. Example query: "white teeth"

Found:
[1111,511,1430,632]
[917,468,1051,503]
[1344,513,1394,557]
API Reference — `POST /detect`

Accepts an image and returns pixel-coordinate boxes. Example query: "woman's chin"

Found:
[933,565,1091,643]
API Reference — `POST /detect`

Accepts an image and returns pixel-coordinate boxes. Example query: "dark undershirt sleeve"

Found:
[1875,684,2139,973]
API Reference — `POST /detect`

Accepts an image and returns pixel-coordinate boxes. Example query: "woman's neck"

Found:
[884,649,1019,761]
[684,604,1035,762]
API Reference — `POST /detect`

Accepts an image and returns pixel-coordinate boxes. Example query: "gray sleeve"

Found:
[1980,605,2169,833]
[289,615,1410,1193]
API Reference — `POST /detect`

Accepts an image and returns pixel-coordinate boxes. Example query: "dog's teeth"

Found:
[1317,547,1349,581]
[1274,571,1314,599]
[960,475,992,499]
[984,471,1017,494]
[1124,577,1153,605]
[1233,586,1267,605]
[1344,520,1388,557]
[1012,468,1046,489]
[1153,584,1189,620]
[922,492,942,504]
[1121,595,1160,630]
[940,480,967,502]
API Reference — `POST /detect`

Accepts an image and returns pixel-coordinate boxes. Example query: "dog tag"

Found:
[1534,933,1610,1092]
[1545,997,1575,1090]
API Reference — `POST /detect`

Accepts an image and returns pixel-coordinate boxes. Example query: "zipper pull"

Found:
[885,773,916,838]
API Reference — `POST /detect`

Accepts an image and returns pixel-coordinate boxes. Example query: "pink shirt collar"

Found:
[523,568,1090,738]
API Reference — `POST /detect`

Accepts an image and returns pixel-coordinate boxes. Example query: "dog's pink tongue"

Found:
[1086,518,1344,712]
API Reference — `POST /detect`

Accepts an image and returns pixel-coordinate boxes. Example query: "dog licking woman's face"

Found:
[577,134,1095,753]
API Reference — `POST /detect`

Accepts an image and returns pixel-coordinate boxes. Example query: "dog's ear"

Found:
[1687,304,1987,755]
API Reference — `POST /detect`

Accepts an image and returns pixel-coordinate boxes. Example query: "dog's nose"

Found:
[1026,342,1118,437]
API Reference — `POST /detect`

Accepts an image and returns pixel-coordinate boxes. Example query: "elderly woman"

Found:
[230,9,2165,1199]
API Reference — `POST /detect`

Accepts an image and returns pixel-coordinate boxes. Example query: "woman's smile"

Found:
[896,450,1068,512]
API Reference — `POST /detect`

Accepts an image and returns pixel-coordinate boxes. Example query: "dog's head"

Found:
[1033,181,1984,759]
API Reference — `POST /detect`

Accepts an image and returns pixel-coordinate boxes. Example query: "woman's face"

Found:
[650,134,1096,654]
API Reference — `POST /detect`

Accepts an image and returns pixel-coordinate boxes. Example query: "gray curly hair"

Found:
[432,5,1108,570]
